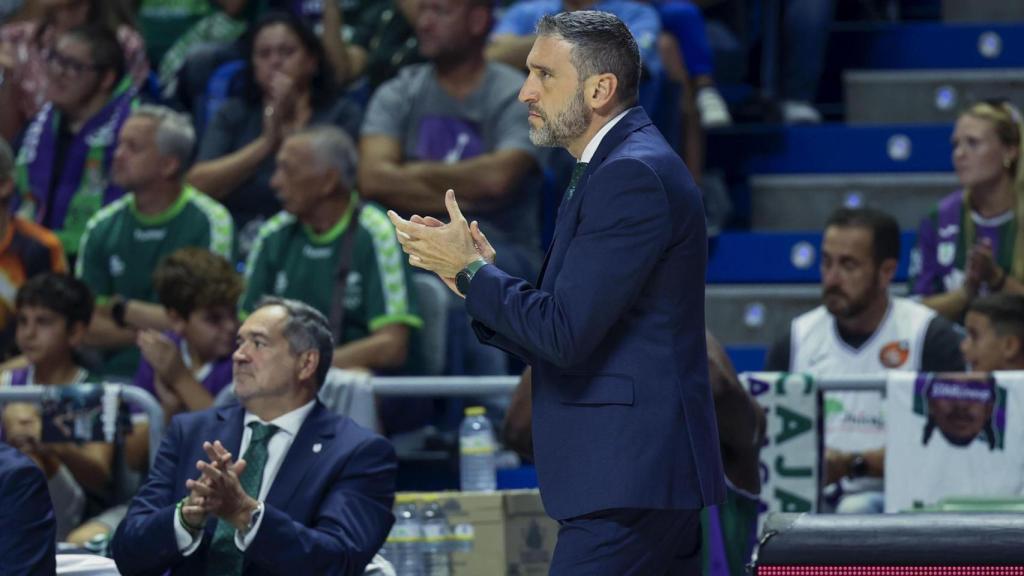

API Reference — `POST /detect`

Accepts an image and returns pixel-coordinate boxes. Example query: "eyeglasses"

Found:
[45,50,99,77]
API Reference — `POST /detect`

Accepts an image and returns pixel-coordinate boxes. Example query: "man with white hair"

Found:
[76,103,234,378]
[242,125,423,378]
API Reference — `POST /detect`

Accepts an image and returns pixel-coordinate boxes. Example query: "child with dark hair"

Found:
[0,272,109,540]
[133,247,241,420]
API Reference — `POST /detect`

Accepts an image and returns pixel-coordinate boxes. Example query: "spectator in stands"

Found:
[652,0,731,128]
[76,104,233,379]
[187,11,362,255]
[911,100,1024,320]
[10,24,136,259]
[360,0,545,282]
[961,293,1024,372]
[135,247,242,421]
[766,207,965,513]
[328,0,423,90]
[0,272,109,540]
[112,297,397,576]
[0,136,67,361]
[0,0,148,142]
[244,126,422,376]
[504,330,764,575]
[0,440,56,574]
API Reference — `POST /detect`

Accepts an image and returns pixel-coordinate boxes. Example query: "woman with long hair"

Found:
[910,99,1024,320]
[186,11,361,253]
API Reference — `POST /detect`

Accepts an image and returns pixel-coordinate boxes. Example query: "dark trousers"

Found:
[549,508,702,576]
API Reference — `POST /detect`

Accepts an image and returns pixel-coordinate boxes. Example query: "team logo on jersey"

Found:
[880,340,910,368]
[938,241,956,266]
[109,255,125,277]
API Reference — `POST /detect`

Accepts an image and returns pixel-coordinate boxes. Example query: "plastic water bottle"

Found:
[420,497,451,576]
[386,496,423,576]
[460,406,497,491]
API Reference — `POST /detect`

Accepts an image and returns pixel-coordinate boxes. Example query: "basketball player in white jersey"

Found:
[766,207,965,513]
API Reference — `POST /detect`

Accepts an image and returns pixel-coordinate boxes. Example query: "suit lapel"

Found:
[264,402,337,511]
[536,108,651,286]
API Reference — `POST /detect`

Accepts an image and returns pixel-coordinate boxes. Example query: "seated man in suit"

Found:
[0,440,57,575]
[111,297,397,576]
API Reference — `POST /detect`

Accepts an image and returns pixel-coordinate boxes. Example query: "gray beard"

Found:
[528,89,590,148]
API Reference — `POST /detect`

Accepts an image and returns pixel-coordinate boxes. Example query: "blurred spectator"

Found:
[910,100,1024,321]
[759,0,834,123]
[766,207,964,513]
[361,0,544,282]
[135,247,241,421]
[487,0,661,84]
[0,440,56,575]
[0,0,148,142]
[334,0,423,90]
[187,11,361,255]
[243,126,423,375]
[0,0,29,23]
[0,272,109,541]
[76,104,233,379]
[961,294,1024,372]
[0,136,67,361]
[11,24,136,259]
[652,0,731,128]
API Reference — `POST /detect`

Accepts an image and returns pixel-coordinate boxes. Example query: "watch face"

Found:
[456,270,471,295]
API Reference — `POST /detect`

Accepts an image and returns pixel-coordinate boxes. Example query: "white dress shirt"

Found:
[579,108,631,163]
[175,400,317,555]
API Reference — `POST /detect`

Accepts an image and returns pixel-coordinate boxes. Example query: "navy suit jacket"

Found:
[111,401,396,576]
[0,441,56,576]
[468,107,726,520]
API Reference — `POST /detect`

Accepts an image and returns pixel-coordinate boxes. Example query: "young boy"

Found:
[0,272,109,540]
[961,293,1024,371]
[133,247,242,419]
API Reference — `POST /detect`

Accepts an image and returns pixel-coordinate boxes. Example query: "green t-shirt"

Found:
[75,185,234,376]
[241,197,424,373]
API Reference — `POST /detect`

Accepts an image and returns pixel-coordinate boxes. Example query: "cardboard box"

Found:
[400,489,558,575]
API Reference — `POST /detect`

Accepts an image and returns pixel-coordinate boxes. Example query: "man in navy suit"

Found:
[389,10,725,574]
[0,440,57,575]
[111,298,397,576]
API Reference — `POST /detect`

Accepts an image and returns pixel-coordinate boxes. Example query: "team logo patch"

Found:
[938,241,956,266]
[880,340,910,368]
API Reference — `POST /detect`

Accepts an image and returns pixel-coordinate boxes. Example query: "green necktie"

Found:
[206,422,279,576]
[563,162,588,205]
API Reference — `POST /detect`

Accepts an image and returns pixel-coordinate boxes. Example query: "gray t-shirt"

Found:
[362,62,544,277]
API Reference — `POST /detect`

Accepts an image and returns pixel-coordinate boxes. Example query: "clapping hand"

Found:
[186,441,259,531]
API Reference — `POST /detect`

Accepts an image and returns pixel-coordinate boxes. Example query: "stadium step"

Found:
[750,172,956,231]
[942,0,1024,23]
[845,68,1024,124]
[707,231,916,284]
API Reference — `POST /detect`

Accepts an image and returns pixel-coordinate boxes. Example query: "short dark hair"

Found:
[254,297,334,389]
[15,273,94,329]
[536,10,640,109]
[153,247,243,319]
[969,294,1024,341]
[825,207,901,265]
[62,23,126,84]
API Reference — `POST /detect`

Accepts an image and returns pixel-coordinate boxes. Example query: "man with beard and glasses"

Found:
[766,207,965,513]
[388,11,724,574]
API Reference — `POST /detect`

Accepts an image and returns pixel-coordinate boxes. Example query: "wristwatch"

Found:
[240,500,264,537]
[110,296,128,328]
[848,453,868,478]
[455,260,488,296]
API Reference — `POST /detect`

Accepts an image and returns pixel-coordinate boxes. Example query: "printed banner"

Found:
[885,372,1024,512]
[741,372,820,516]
